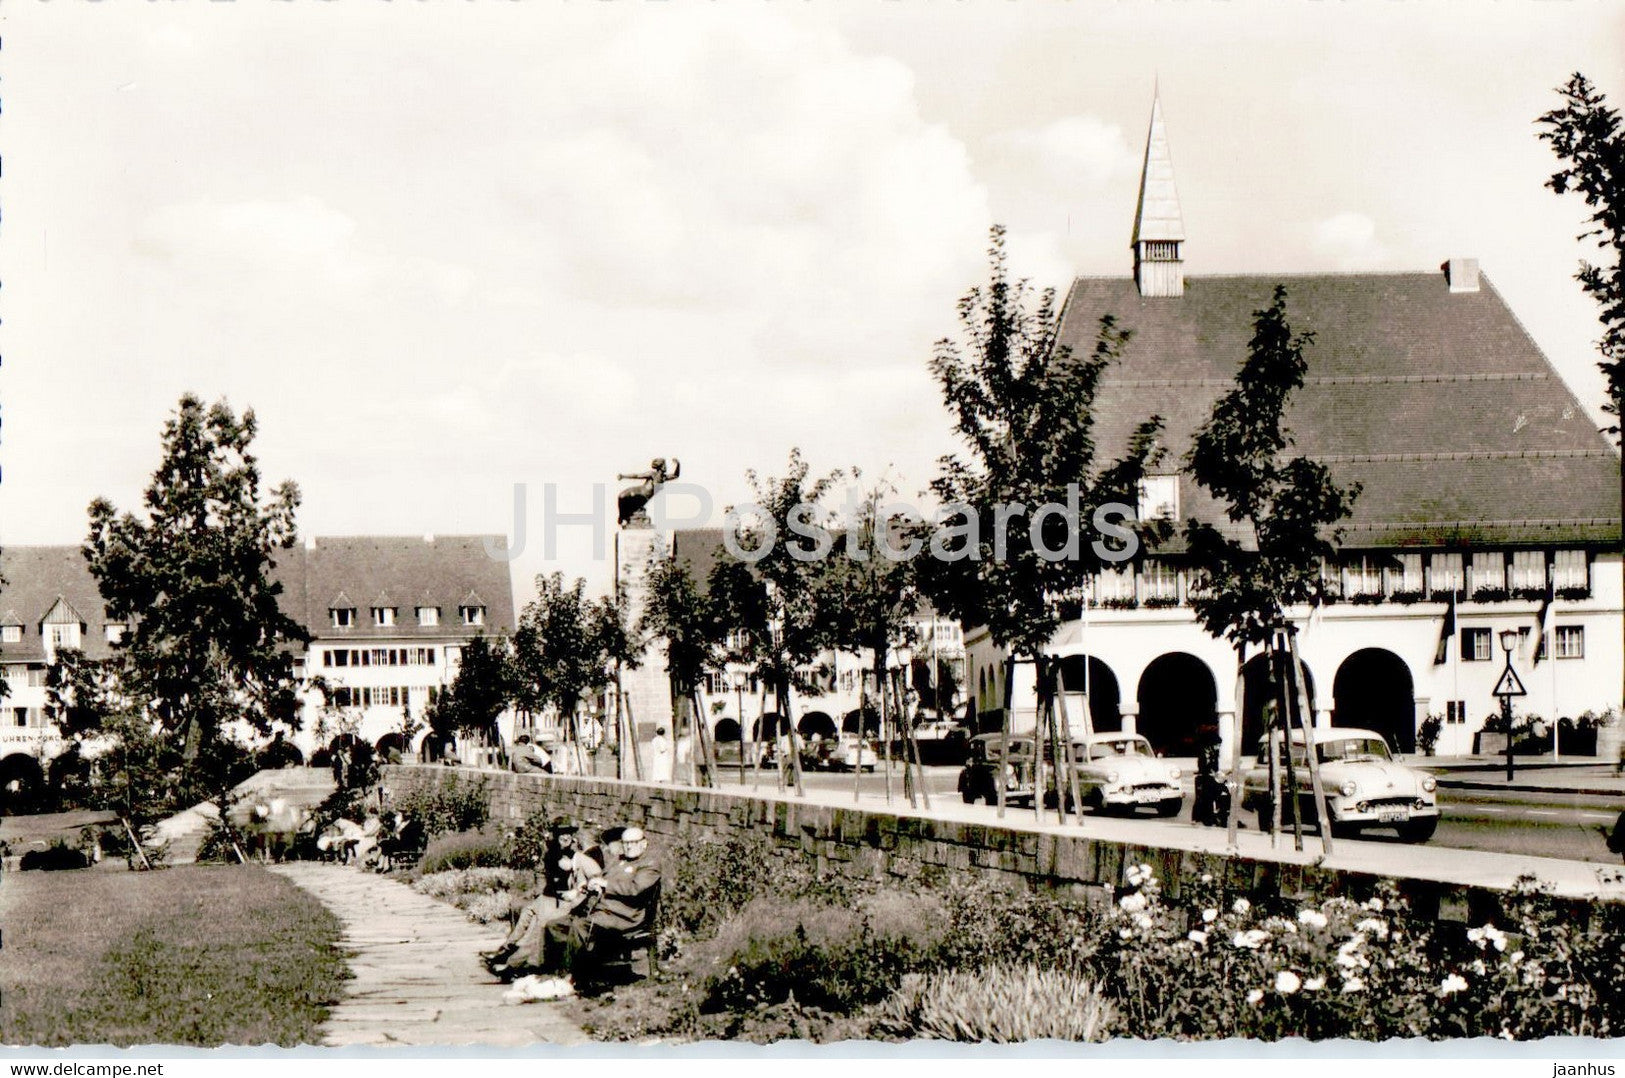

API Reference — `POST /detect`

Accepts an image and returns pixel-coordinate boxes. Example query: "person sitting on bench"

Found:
[539,826,660,985]
[486,819,602,976]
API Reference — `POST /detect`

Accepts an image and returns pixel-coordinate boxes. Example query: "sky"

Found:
[2,0,1622,604]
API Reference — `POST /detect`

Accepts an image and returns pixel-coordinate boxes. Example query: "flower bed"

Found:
[565,831,1625,1043]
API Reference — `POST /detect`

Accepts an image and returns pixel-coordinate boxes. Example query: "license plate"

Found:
[1376,810,1408,823]
[1135,789,1165,802]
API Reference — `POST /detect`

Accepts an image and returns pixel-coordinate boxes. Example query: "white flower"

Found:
[1508,950,1524,965]
[1200,873,1214,884]
[1119,892,1148,913]
[1118,927,1134,939]
[1233,898,1252,914]
[1364,897,1384,912]
[1336,951,1361,969]
[1187,929,1209,945]
[1354,917,1389,940]
[1202,908,1218,924]
[1470,959,1487,976]
[1125,865,1146,887]
[1298,909,1328,929]
[1232,929,1270,950]
[1341,977,1366,993]
[1138,862,1155,877]
[1303,976,1326,992]
[1275,970,1302,994]
[1467,927,1484,945]
[1440,974,1469,996]
[1246,988,1264,1005]
[1133,913,1154,930]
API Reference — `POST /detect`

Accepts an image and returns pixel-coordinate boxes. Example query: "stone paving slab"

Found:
[270,863,590,1047]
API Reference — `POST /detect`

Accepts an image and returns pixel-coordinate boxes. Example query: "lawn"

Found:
[0,864,347,1046]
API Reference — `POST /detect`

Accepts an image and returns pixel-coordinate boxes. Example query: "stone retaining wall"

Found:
[384,765,1505,922]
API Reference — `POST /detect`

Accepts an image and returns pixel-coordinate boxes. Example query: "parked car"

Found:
[956,734,1038,806]
[1050,732,1183,817]
[827,733,878,772]
[1240,727,1439,843]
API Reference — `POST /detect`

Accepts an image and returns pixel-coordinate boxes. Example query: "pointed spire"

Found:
[1132,89,1186,297]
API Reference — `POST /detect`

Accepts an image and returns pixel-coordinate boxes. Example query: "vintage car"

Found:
[956,733,1038,806]
[804,733,878,772]
[1240,727,1439,842]
[1049,732,1183,817]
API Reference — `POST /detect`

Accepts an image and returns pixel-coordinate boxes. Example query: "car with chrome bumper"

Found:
[1052,732,1183,817]
[1241,727,1439,842]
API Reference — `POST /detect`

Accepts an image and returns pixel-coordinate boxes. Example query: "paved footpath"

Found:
[270,863,590,1047]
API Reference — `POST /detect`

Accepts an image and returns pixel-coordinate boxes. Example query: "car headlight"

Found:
[1105,770,1120,784]
[1340,780,1357,797]
[1167,767,1182,781]
[1421,777,1436,793]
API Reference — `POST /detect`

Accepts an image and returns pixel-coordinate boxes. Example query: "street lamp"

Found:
[1497,628,1522,781]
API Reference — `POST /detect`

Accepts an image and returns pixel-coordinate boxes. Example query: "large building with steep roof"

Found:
[0,535,514,788]
[965,93,1622,759]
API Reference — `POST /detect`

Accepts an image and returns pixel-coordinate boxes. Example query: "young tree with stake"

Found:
[1183,285,1359,851]
[924,226,1164,821]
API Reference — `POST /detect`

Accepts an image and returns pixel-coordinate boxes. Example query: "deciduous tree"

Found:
[1183,285,1359,846]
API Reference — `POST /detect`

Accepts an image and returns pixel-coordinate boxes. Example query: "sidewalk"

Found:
[1414,757,1625,798]
[270,863,589,1047]
[769,781,1625,902]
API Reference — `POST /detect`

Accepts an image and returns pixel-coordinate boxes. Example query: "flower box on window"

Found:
[1349,593,1384,606]
[1388,589,1425,605]
[1100,597,1139,611]
[1512,586,1549,602]
[1556,585,1592,601]
[1142,596,1179,609]
[1470,587,1510,603]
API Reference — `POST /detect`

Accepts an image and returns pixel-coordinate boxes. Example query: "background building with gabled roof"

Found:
[965,93,1622,760]
[0,534,515,792]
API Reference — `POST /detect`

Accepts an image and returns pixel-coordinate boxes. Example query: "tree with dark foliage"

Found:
[924,226,1164,818]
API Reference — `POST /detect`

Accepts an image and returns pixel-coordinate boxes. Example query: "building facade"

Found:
[965,93,1623,760]
[0,534,515,787]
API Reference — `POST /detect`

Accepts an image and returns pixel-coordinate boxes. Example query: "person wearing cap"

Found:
[650,725,674,783]
[538,825,660,984]
[485,820,602,975]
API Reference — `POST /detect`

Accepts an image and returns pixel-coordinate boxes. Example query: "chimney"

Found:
[1443,258,1479,293]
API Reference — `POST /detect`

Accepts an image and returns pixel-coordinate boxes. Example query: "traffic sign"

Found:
[1492,666,1527,698]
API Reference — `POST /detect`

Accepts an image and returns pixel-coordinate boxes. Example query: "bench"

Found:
[583,881,661,984]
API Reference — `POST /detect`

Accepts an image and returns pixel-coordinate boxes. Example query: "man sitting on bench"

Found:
[541,826,660,985]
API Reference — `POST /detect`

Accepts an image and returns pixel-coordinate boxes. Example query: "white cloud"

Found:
[1312,211,1389,268]
[995,116,1139,191]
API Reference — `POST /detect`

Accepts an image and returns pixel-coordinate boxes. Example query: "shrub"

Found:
[501,808,559,871]
[412,867,535,923]
[419,828,509,874]
[696,890,947,1015]
[875,964,1115,1042]
[392,773,490,837]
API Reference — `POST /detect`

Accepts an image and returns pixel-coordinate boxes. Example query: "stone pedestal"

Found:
[615,525,675,739]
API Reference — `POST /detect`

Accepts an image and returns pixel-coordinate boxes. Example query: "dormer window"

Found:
[330,607,355,629]
[1137,475,1179,522]
[417,606,440,628]
[1,625,20,644]
[1142,240,1180,262]
[372,607,396,628]
[460,605,485,627]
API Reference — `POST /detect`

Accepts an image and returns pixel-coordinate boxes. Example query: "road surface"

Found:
[766,762,1625,864]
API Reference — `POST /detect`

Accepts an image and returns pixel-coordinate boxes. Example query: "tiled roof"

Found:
[0,546,117,662]
[1059,272,1621,549]
[0,535,516,664]
[669,527,730,591]
[277,536,516,641]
